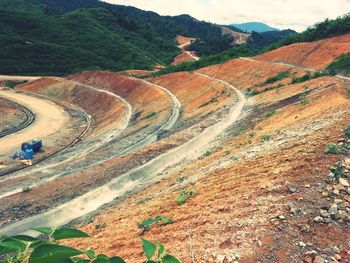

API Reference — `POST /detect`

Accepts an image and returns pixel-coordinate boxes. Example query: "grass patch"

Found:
[262,70,289,85]
[324,144,341,154]
[142,112,157,120]
[176,189,198,205]
[265,109,276,118]
[199,97,218,108]
[138,216,173,231]
[4,80,27,88]
[260,134,271,142]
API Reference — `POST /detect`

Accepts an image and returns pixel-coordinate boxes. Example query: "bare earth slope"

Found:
[1,34,350,263]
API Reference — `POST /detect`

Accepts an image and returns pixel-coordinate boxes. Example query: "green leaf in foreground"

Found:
[31,227,54,235]
[163,255,182,263]
[141,238,157,260]
[29,244,83,263]
[53,228,90,241]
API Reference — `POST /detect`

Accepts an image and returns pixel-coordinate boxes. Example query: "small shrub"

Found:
[176,189,198,205]
[202,151,212,157]
[143,112,157,119]
[262,70,289,85]
[199,97,218,108]
[248,132,256,138]
[265,109,276,118]
[138,216,174,231]
[345,124,350,138]
[299,94,309,105]
[95,222,106,230]
[4,80,27,88]
[22,186,31,193]
[260,135,271,142]
[346,89,350,98]
[177,176,187,183]
[325,144,341,154]
[330,160,345,181]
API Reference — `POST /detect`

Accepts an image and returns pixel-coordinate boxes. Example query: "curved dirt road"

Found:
[0,78,180,199]
[0,90,69,155]
[0,74,246,236]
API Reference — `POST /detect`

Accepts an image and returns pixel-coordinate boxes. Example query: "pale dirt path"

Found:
[0,90,69,155]
[0,78,179,199]
[0,75,41,81]
[239,57,350,81]
[0,73,246,236]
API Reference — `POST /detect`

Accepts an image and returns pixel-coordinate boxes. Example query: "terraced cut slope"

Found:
[1,33,350,263]
[0,98,28,134]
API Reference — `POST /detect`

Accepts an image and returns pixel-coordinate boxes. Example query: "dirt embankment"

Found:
[255,33,350,70]
[172,35,199,65]
[0,99,27,133]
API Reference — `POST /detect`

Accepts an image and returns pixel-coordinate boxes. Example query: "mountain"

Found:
[0,0,243,75]
[231,22,280,33]
[248,29,297,49]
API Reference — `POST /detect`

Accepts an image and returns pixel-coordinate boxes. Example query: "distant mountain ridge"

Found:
[231,22,280,33]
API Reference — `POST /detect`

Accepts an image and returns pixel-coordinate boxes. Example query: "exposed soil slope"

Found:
[255,33,350,70]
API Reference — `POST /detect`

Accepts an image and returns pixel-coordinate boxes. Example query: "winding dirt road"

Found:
[0,90,69,155]
[0,74,246,236]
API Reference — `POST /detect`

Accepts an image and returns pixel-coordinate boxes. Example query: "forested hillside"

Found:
[0,0,243,75]
[264,13,350,52]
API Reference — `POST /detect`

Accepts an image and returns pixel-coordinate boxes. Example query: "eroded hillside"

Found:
[0,32,350,263]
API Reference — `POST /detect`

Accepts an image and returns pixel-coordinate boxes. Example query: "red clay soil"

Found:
[62,36,350,262]
[64,74,350,262]
[148,71,233,121]
[198,58,306,90]
[0,100,26,133]
[255,33,350,70]
[19,77,128,138]
[67,71,173,137]
[172,52,197,65]
[176,35,196,46]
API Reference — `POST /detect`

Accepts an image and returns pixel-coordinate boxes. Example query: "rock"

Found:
[322,191,329,197]
[333,189,340,195]
[335,254,342,261]
[320,209,330,218]
[216,255,226,263]
[278,215,286,220]
[339,178,350,187]
[334,199,343,204]
[314,256,326,263]
[314,216,324,223]
[317,183,327,189]
[333,246,340,253]
[289,187,299,194]
[305,184,311,188]
[290,204,305,216]
[298,241,307,248]
[329,204,339,220]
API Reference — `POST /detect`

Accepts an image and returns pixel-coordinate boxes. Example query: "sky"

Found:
[104,0,350,32]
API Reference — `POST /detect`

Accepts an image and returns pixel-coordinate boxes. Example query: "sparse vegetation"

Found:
[22,186,32,193]
[330,160,345,181]
[260,134,271,142]
[143,112,157,119]
[324,144,341,154]
[0,226,180,263]
[262,71,289,85]
[202,151,212,157]
[199,97,218,108]
[265,109,276,118]
[344,124,350,139]
[176,189,198,205]
[138,216,174,231]
[263,13,350,52]
[4,81,27,89]
[327,52,350,75]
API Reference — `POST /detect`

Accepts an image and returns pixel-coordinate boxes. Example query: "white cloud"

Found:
[103,0,350,31]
